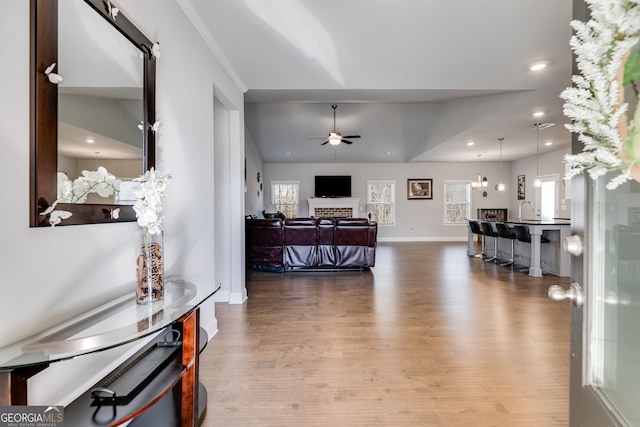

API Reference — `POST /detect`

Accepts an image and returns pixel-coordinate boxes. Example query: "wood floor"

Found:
[200,241,570,426]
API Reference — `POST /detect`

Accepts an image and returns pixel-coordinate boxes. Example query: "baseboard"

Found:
[201,315,218,342]
[377,236,468,242]
[229,291,248,305]
[211,288,247,305]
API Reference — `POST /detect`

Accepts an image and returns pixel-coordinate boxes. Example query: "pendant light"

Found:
[534,124,542,188]
[471,154,488,190]
[471,175,488,189]
[497,138,505,192]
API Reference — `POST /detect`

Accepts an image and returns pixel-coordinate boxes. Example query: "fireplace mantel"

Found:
[307,197,360,218]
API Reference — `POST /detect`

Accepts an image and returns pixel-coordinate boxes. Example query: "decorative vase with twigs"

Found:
[132,168,172,304]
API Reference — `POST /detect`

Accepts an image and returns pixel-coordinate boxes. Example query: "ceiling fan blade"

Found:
[341,135,361,139]
[308,137,328,140]
[342,140,353,144]
[321,140,330,145]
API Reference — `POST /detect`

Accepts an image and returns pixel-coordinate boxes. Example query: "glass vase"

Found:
[135,228,164,304]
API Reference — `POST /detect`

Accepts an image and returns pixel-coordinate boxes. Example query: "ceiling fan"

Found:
[310,104,361,146]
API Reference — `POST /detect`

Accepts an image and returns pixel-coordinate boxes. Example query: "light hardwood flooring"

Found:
[200,241,570,426]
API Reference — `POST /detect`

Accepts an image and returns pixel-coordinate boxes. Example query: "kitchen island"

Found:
[468,219,571,277]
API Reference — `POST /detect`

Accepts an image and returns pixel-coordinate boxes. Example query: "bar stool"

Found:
[495,223,516,267]
[468,220,484,258]
[513,225,550,273]
[513,225,550,244]
[480,221,499,262]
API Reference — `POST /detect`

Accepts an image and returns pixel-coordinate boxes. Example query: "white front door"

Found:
[553,171,640,426]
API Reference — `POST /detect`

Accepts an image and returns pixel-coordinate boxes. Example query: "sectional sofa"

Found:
[246,217,378,271]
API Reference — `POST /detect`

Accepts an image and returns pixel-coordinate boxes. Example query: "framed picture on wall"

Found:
[407,179,433,200]
[517,175,526,200]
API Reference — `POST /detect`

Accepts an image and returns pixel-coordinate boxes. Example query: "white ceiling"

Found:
[58,0,144,160]
[179,0,574,163]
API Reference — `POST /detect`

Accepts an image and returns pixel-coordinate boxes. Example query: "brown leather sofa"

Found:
[246,217,377,271]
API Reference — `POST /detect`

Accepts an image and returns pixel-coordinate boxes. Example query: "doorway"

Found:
[535,174,559,220]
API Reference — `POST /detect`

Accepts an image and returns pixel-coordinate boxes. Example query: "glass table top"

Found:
[0,278,218,369]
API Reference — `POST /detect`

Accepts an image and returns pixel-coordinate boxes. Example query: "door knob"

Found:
[548,282,584,307]
[563,234,583,256]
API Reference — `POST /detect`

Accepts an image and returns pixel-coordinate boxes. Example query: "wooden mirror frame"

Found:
[30,0,156,227]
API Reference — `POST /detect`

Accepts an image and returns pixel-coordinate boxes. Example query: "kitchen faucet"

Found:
[517,200,534,221]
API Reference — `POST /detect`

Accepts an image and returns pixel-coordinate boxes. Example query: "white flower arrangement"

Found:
[41,166,121,226]
[560,0,640,189]
[131,168,172,235]
[57,167,121,203]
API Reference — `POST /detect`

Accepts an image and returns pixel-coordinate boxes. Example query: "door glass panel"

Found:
[588,173,640,425]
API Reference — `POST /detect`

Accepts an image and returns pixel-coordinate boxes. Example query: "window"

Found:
[271,181,299,218]
[443,180,470,225]
[367,181,395,225]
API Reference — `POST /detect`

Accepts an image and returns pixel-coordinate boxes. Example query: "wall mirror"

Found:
[30,0,156,227]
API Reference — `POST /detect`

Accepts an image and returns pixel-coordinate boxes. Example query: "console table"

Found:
[0,279,218,426]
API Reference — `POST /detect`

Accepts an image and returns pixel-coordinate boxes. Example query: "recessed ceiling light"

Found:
[529,62,547,71]
[545,141,553,146]
[467,141,475,146]
[86,138,95,143]
[531,111,545,117]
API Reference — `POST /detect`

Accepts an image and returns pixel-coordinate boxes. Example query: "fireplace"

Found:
[307,197,360,218]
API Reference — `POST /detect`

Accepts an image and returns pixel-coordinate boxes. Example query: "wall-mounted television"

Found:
[314,175,352,198]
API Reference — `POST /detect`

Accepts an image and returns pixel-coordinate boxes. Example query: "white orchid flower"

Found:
[45,167,122,225]
[132,168,172,235]
[57,172,73,202]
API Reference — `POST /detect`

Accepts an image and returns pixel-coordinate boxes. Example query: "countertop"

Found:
[472,218,571,225]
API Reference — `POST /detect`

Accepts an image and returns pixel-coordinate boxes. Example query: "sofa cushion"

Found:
[335,218,369,226]
[316,217,335,266]
[334,218,372,267]
[246,219,284,268]
[283,218,318,241]
[284,218,318,267]
[335,221,369,246]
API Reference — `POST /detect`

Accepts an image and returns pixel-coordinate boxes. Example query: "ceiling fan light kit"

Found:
[312,104,361,146]
[328,132,342,146]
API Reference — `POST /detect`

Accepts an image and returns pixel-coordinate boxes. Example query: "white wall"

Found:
[263,149,570,240]
[1,0,244,404]
[244,130,264,217]
[264,161,512,241]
